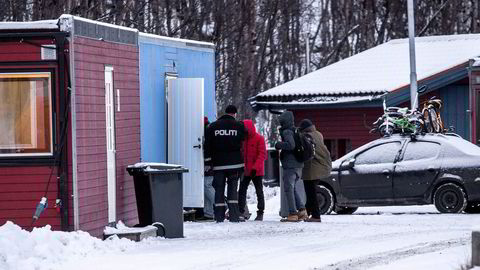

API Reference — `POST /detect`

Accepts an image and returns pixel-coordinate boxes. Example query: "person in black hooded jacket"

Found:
[205,105,246,222]
[275,111,306,222]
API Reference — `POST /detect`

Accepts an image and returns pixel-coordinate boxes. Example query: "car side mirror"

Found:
[339,158,355,170]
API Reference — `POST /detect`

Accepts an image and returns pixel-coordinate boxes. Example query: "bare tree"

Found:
[2,0,480,138]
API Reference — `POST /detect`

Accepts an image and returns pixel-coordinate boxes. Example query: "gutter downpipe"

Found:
[60,15,79,230]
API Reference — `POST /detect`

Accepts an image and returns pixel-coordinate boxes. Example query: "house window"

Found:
[0,73,53,157]
[324,139,352,161]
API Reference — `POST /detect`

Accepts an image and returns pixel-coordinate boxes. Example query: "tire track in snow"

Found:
[194,227,466,270]
[316,237,468,270]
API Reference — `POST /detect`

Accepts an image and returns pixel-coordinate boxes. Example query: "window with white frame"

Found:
[0,72,53,156]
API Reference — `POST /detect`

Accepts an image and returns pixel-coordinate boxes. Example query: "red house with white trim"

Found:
[0,15,140,237]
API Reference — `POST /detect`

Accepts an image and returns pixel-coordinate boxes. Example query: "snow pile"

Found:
[103,221,156,235]
[0,221,142,270]
[0,187,282,270]
[246,185,280,215]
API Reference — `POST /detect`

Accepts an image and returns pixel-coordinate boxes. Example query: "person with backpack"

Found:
[298,119,332,222]
[238,119,267,221]
[205,105,246,222]
[275,111,307,222]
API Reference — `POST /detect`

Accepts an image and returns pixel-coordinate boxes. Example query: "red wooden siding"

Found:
[0,39,65,230]
[293,108,383,158]
[0,167,61,229]
[73,36,140,237]
[0,39,55,62]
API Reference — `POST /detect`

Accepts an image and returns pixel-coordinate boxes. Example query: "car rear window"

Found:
[402,141,441,161]
[447,137,480,156]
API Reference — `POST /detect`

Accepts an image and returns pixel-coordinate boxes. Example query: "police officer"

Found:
[205,105,246,222]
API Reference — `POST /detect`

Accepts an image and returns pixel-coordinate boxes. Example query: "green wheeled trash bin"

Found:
[126,163,188,238]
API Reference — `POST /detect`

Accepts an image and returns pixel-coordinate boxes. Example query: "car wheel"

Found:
[334,206,358,215]
[464,202,480,214]
[433,183,467,213]
[316,185,334,215]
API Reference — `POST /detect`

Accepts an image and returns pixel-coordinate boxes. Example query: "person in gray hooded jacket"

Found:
[274,111,307,222]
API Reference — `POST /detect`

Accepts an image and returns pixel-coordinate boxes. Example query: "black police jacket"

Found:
[205,114,246,170]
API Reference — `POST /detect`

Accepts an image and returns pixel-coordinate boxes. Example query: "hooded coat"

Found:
[243,120,267,177]
[275,111,304,169]
[301,125,332,180]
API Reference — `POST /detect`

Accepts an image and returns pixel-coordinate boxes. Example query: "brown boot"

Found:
[281,214,299,222]
[297,209,308,221]
[306,216,321,222]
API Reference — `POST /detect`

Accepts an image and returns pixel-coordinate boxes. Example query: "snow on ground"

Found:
[1,186,479,270]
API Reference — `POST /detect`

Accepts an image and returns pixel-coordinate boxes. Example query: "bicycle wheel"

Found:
[409,119,423,134]
[428,108,441,133]
[379,123,394,136]
[423,109,433,133]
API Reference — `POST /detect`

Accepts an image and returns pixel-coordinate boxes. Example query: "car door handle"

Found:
[193,144,201,149]
[382,169,390,175]
[427,166,437,172]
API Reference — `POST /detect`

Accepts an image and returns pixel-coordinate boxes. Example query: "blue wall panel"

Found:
[139,40,216,163]
[439,84,470,139]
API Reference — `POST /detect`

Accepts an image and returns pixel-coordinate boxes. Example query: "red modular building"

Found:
[251,34,480,159]
[0,16,140,237]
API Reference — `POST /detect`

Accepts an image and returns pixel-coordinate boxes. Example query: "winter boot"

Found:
[306,216,321,222]
[297,209,308,221]
[280,214,299,222]
[254,211,263,221]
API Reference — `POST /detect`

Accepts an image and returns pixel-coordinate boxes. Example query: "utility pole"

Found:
[408,0,419,109]
[305,32,310,74]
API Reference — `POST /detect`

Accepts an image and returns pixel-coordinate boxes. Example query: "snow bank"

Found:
[103,221,156,235]
[0,221,145,270]
[0,187,280,270]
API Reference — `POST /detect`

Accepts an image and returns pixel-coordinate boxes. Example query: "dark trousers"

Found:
[303,180,321,219]
[238,175,265,215]
[213,169,241,222]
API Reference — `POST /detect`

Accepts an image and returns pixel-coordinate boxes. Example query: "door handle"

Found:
[193,144,201,149]
[427,166,437,172]
[382,169,390,176]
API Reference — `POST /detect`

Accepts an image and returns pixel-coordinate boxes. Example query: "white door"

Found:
[168,78,204,207]
[105,66,116,223]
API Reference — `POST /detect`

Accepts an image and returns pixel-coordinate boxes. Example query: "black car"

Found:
[317,133,480,214]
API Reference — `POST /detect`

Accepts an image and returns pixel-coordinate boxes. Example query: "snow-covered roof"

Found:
[257,34,480,98]
[0,19,59,30]
[254,94,382,108]
[59,14,138,33]
[139,32,215,51]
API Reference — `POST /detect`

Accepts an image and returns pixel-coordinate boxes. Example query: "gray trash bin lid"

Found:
[127,162,189,175]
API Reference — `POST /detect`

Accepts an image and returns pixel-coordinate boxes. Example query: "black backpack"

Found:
[293,128,315,162]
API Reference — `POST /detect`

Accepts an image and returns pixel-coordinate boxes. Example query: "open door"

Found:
[168,78,204,208]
